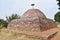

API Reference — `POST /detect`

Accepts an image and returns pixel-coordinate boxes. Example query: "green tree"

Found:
[54,11,60,23]
[6,14,20,23]
[57,0,60,9]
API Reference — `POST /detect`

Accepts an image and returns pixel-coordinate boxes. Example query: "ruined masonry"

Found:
[8,9,57,31]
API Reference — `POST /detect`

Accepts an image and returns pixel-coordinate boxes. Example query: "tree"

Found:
[54,11,60,23]
[6,14,20,23]
[57,0,60,9]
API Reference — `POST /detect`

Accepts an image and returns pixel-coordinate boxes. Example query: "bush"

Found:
[54,11,60,23]
[0,19,8,28]
[0,24,4,29]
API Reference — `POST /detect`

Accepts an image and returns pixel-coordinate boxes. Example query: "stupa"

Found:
[7,4,57,31]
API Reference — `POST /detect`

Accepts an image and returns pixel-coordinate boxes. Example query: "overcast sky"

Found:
[0,0,59,20]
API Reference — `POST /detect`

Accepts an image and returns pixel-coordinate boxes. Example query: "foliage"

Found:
[6,14,20,23]
[54,11,60,23]
[57,0,60,9]
[0,19,8,28]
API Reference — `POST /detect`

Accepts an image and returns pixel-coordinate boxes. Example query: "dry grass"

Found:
[0,28,40,40]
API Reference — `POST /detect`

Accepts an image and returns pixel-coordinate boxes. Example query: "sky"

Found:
[0,0,59,20]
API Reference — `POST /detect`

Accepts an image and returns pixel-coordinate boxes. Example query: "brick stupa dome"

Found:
[22,9,47,19]
[8,9,57,31]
